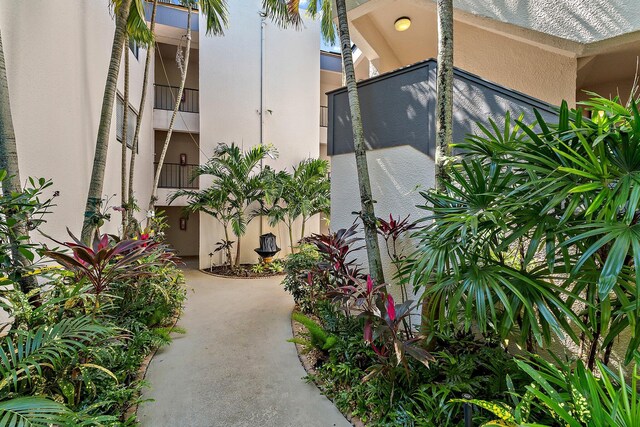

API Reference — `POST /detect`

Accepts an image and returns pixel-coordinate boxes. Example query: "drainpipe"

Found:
[259,11,266,236]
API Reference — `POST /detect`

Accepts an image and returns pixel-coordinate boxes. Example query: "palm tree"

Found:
[126,0,159,236]
[171,143,275,267]
[0,27,38,293]
[263,159,330,252]
[80,0,152,243]
[121,35,131,231]
[434,0,454,191]
[296,0,385,283]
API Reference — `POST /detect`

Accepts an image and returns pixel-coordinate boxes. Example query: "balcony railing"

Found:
[155,163,199,189]
[154,85,199,113]
[157,0,199,10]
[320,105,328,127]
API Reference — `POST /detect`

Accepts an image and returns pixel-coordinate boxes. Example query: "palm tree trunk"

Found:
[423,0,454,338]
[81,0,133,243]
[127,0,158,236]
[288,218,294,254]
[335,0,384,284]
[0,27,37,293]
[235,235,241,268]
[149,4,192,213]
[434,0,454,192]
[223,222,232,267]
[121,35,130,233]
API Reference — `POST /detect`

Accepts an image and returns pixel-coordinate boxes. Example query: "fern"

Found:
[291,313,337,351]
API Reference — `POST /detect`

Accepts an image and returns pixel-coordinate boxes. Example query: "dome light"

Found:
[394,17,411,32]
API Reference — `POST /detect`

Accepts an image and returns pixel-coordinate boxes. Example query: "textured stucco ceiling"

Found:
[346,0,640,45]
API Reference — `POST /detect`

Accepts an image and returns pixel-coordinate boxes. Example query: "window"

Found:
[116,94,138,149]
[129,38,139,59]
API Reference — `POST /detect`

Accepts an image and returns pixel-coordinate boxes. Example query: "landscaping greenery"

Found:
[263,158,331,253]
[171,143,277,268]
[0,173,185,425]
[284,93,640,426]
[173,143,331,273]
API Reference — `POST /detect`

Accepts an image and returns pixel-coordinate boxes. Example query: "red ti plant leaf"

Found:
[386,294,396,321]
[364,320,373,343]
[366,275,373,294]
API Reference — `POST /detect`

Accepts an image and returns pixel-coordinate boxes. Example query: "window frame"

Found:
[116,93,139,152]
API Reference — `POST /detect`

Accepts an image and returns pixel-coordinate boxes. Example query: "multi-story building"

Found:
[1,0,339,268]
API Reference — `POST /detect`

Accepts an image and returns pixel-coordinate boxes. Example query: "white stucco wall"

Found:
[330,146,434,300]
[198,2,321,268]
[0,0,155,243]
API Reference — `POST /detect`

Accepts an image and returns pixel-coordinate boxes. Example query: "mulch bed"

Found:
[201,264,285,279]
[290,310,366,427]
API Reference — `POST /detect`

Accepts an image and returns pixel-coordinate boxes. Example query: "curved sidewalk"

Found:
[138,267,350,427]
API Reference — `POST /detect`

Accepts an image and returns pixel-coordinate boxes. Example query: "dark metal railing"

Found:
[320,105,328,127]
[155,163,199,189]
[154,85,199,113]
[157,0,199,10]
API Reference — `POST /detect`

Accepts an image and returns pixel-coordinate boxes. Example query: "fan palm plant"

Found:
[263,158,330,252]
[410,93,640,367]
[170,143,276,267]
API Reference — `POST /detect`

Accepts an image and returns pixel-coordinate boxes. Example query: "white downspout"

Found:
[259,12,266,236]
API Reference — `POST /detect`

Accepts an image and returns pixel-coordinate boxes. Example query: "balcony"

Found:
[155,85,199,113]
[153,85,199,132]
[155,162,199,189]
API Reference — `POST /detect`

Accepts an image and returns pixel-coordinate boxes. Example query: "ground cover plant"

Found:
[0,173,185,425]
[284,93,640,426]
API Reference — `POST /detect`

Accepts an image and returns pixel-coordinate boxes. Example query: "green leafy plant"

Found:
[410,94,640,366]
[289,312,337,353]
[263,158,330,252]
[171,143,276,268]
[282,244,321,313]
[459,355,640,427]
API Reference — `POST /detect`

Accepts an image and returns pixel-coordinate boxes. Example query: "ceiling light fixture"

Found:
[394,17,411,32]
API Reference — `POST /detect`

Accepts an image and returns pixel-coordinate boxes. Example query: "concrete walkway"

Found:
[138,267,351,427]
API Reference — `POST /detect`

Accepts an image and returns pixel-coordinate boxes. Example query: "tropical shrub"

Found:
[0,173,186,425]
[263,158,330,251]
[282,244,321,313]
[410,94,640,367]
[462,355,640,427]
[171,143,276,267]
[0,173,53,290]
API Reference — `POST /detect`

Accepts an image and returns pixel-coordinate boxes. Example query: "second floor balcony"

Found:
[154,85,199,113]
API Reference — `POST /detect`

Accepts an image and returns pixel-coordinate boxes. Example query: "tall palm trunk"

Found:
[335,0,384,284]
[0,28,37,293]
[81,0,134,243]
[121,35,130,232]
[149,4,192,213]
[434,0,454,191]
[423,0,454,337]
[127,0,158,235]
